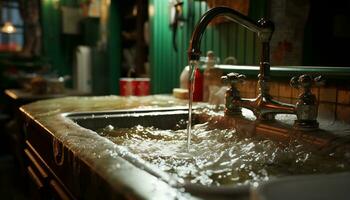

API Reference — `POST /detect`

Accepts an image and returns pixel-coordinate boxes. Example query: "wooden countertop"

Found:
[5,89,88,103]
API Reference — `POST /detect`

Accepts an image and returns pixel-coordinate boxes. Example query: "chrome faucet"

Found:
[188,7,323,131]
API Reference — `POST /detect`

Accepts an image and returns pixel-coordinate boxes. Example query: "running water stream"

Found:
[187,60,198,151]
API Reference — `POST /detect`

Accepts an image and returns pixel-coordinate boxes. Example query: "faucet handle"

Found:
[290,74,325,90]
[221,73,246,116]
[290,74,324,131]
[314,75,326,87]
[221,72,246,86]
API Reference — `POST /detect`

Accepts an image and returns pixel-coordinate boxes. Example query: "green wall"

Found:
[40,0,120,94]
[149,0,267,94]
[107,0,121,94]
[41,0,81,77]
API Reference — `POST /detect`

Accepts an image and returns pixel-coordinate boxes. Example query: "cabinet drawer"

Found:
[24,140,76,200]
[27,166,44,189]
[24,148,49,181]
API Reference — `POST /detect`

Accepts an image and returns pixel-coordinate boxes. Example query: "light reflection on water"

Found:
[98,122,350,186]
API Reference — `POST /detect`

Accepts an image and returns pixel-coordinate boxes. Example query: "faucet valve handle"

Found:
[290,74,324,91]
[290,74,325,131]
[221,73,246,116]
[222,72,246,86]
[314,75,326,87]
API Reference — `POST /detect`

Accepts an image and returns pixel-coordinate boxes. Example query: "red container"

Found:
[134,78,150,96]
[119,78,150,96]
[192,68,203,102]
[119,78,134,96]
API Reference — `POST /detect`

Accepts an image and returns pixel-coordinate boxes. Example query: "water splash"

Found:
[97,123,350,186]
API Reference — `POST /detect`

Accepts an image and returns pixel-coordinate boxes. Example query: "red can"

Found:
[119,78,150,96]
[119,78,134,96]
[134,78,150,96]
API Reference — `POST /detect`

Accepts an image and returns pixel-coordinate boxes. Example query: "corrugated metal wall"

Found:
[149,0,267,94]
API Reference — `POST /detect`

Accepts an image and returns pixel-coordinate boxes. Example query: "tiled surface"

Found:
[337,89,350,105]
[269,82,280,97]
[336,105,350,123]
[278,82,292,98]
[319,87,337,103]
[291,87,300,99]
[246,80,258,96]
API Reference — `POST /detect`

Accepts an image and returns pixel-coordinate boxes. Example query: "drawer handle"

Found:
[53,138,64,166]
[27,166,44,189]
[24,148,49,179]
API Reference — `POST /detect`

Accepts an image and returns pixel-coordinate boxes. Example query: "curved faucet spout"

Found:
[188,7,274,61]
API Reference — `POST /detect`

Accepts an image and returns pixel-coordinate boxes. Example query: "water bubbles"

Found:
[98,122,350,187]
[98,125,114,136]
[136,125,144,131]
[175,119,187,130]
[106,125,114,131]
[252,182,259,187]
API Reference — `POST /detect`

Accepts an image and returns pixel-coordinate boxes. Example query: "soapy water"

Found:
[97,122,350,186]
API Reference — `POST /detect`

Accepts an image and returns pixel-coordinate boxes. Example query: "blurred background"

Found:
[0,0,349,199]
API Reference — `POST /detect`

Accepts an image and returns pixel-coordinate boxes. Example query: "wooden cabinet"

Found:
[23,117,75,200]
[24,140,73,200]
[22,114,125,200]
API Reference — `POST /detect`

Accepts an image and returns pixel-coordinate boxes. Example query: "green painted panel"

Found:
[150,0,176,93]
[41,0,63,73]
[81,18,100,46]
[217,23,227,61]
[107,0,121,94]
[236,26,245,65]
[231,23,238,59]
[245,31,255,65]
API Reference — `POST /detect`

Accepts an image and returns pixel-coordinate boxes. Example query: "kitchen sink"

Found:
[62,107,350,200]
[63,107,251,199]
